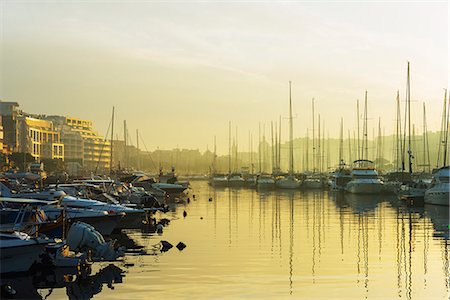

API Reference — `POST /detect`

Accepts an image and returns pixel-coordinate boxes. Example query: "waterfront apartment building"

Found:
[0,101,64,162]
[17,116,64,161]
[47,116,110,172]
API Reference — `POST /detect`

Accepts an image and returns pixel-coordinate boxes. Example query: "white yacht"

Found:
[424,166,449,206]
[345,160,384,194]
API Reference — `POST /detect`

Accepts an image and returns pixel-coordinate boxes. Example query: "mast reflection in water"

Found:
[4,181,448,299]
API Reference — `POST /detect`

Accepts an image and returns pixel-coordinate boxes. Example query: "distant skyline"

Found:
[1,1,448,154]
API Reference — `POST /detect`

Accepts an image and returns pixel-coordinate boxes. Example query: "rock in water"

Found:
[160,240,173,252]
[176,242,187,251]
[183,210,187,218]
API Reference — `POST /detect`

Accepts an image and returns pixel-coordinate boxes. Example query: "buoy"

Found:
[176,242,187,251]
[156,223,164,234]
[187,198,190,204]
[200,217,203,220]
[193,194,196,199]
[183,210,187,218]
[208,197,212,202]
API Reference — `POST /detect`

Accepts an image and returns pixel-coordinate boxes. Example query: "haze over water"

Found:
[39,181,449,299]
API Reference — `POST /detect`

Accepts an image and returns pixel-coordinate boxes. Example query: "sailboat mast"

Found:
[228,121,231,175]
[271,121,274,173]
[278,115,282,172]
[423,103,431,173]
[289,81,294,175]
[364,91,368,161]
[258,122,262,173]
[312,98,316,172]
[444,89,449,166]
[318,114,321,172]
[123,120,127,169]
[348,130,352,165]
[235,126,238,172]
[306,129,309,172]
[339,118,343,166]
[109,106,115,174]
[213,135,217,174]
[396,91,401,171]
[250,132,253,174]
[357,99,360,161]
[407,62,413,174]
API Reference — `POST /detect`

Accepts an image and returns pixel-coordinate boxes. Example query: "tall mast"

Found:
[123,120,127,169]
[444,89,449,166]
[109,106,114,174]
[348,129,352,165]
[235,126,238,172]
[363,91,368,161]
[136,128,140,170]
[318,114,321,172]
[248,131,251,173]
[289,81,294,175]
[422,103,430,172]
[258,122,262,173]
[339,118,343,167]
[357,99,360,161]
[305,129,309,172]
[396,91,401,171]
[312,98,316,172]
[407,62,413,174]
[274,122,278,172]
[213,135,217,174]
[228,121,231,175]
[278,115,282,172]
[271,121,274,173]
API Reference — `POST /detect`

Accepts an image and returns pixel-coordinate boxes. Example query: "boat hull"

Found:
[1,242,47,274]
[345,181,384,194]
[424,188,449,206]
[276,178,301,189]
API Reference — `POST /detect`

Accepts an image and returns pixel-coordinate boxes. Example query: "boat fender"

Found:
[156,223,164,234]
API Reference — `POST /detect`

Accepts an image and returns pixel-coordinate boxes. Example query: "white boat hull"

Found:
[345,180,384,194]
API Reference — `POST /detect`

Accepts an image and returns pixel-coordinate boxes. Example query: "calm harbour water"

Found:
[6,181,450,299]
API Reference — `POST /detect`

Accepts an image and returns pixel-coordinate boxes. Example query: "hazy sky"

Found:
[1,1,448,154]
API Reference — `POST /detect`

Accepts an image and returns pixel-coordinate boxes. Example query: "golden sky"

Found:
[1,1,448,154]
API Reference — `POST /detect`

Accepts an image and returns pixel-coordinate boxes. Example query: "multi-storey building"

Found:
[47,116,110,172]
[0,101,64,162]
[17,116,64,161]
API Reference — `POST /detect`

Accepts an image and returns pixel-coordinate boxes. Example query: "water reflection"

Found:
[107,184,450,298]
[0,264,126,300]
[4,181,448,299]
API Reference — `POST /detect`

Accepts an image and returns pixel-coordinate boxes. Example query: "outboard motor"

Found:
[66,222,125,261]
